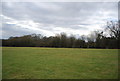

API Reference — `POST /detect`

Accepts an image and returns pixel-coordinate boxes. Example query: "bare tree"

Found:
[106,21,120,39]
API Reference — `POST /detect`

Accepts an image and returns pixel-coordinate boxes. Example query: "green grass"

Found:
[2,47,118,79]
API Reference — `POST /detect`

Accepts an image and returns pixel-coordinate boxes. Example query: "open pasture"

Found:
[2,47,118,79]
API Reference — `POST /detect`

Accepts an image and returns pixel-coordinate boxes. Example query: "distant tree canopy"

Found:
[2,21,120,49]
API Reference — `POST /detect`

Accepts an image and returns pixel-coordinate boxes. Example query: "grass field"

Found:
[2,47,118,79]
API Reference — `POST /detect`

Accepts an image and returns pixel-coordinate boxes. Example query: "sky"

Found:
[1,2,118,39]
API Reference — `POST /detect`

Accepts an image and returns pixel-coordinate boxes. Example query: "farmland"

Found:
[2,47,118,79]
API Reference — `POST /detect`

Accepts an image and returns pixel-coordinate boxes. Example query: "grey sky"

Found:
[1,2,118,39]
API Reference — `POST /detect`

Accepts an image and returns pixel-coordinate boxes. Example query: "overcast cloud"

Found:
[1,2,118,39]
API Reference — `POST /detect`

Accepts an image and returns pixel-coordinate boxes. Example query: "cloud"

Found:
[1,2,118,39]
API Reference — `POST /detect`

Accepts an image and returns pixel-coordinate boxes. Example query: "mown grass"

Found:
[2,47,118,79]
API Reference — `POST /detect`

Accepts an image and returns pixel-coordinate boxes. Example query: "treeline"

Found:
[2,33,86,48]
[2,21,120,49]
